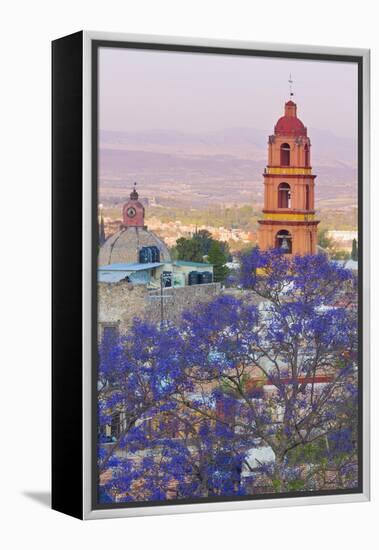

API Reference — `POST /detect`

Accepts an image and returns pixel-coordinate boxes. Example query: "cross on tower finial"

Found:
[288,73,294,98]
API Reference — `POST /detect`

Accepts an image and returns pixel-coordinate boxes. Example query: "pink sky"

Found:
[99,46,358,141]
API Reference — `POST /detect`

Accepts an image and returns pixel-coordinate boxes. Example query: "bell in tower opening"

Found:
[258,99,319,256]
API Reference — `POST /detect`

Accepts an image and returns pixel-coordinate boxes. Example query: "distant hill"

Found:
[99,128,357,209]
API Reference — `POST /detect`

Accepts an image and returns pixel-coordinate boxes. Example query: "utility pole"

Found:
[160,273,164,324]
[148,272,174,326]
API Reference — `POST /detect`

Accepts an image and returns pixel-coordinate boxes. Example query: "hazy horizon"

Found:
[98,46,358,220]
[99,47,358,141]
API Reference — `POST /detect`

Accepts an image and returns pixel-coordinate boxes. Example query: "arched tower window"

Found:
[304,144,310,166]
[275,230,292,254]
[278,182,291,208]
[280,143,290,166]
[305,184,310,210]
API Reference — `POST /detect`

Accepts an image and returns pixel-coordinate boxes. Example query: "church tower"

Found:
[257,100,319,255]
[122,183,146,228]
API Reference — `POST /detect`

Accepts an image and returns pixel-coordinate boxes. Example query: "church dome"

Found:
[99,225,171,266]
[274,100,307,137]
[99,183,171,266]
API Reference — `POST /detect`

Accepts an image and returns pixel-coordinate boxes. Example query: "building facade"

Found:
[258,100,319,255]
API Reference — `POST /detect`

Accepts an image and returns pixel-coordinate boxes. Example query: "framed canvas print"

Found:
[52,31,370,519]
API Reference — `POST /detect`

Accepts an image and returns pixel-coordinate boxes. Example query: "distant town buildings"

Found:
[327,230,358,245]
[102,216,256,250]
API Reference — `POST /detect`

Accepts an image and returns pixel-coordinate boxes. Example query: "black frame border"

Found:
[91,39,364,511]
[52,30,84,519]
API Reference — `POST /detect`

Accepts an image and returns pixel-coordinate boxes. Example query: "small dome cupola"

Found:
[274,100,307,137]
[122,182,145,228]
[284,100,297,117]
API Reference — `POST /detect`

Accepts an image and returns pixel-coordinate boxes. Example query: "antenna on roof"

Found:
[288,73,294,98]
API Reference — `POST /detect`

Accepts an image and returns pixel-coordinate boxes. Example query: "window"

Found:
[275,230,292,254]
[304,144,310,166]
[280,143,290,166]
[139,245,160,263]
[103,325,118,341]
[110,412,122,439]
[278,182,291,208]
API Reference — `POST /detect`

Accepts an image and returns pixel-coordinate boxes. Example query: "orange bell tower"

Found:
[257,99,319,255]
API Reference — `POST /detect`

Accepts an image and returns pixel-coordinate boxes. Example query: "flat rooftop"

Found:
[98,262,165,272]
[173,260,213,268]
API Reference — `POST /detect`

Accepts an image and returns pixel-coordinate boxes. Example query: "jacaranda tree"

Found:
[98,249,358,502]
[98,319,189,475]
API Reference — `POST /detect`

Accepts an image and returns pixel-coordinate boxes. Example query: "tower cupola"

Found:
[274,100,307,138]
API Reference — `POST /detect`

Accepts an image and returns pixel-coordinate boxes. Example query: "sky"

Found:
[99,46,358,140]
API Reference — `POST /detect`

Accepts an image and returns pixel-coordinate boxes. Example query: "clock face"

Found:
[127,206,136,218]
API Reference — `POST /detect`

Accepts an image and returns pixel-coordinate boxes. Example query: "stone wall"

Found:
[98,282,221,334]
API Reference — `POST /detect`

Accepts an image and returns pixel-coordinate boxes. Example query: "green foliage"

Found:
[287,479,306,491]
[218,240,231,261]
[169,246,179,260]
[318,227,334,250]
[333,250,350,261]
[287,440,327,466]
[208,240,229,283]
[192,229,214,255]
[175,237,204,262]
[147,203,261,232]
[175,232,230,283]
[272,479,282,492]
[351,238,358,261]
[318,227,352,261]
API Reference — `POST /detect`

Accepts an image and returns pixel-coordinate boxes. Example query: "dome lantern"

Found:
[130,182,139,201]
[274,100,307,137]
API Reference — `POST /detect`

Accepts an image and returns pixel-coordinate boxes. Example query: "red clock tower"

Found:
[258,100,319,255]
[122,183,146,228]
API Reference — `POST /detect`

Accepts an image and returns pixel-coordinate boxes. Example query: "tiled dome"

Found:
[98,226,171,266]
